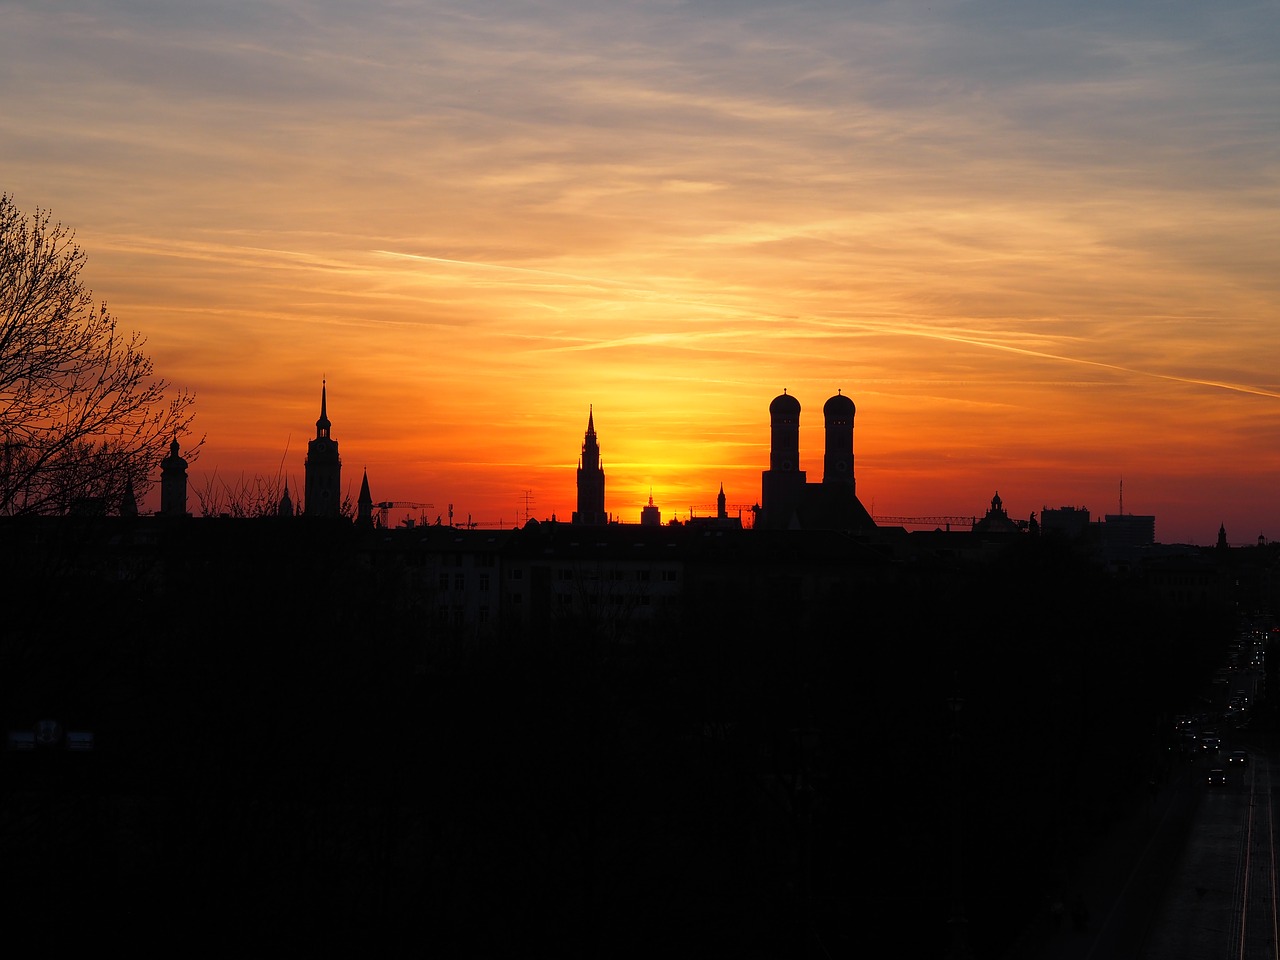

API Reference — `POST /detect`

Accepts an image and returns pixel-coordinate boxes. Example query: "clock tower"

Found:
[573,406,606,525]
[304,380,341,518]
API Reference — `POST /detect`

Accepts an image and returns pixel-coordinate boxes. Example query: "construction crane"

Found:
[688,503,758,516]
[376,500,434,528]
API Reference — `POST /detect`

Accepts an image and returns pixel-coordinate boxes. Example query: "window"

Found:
[479,573,490,592]
[636,570,651,582]
[510,568,524,581]
[662,570,678,582]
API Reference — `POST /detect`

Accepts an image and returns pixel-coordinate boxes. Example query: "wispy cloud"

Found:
[3,0,1278,540]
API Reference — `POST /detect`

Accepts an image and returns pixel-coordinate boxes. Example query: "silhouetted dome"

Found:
[823,391,855,417]
[770,391,801,416]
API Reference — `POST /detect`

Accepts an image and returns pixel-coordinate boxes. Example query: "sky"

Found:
[3,0,1278,543]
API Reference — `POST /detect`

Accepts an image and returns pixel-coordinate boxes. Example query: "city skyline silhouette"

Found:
[5,3,1278,544]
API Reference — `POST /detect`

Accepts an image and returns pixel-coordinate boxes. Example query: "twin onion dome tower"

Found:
[758,388,875,531]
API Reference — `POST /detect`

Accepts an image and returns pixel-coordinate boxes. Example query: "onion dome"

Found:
[769,389,801,416]
[823,390,855,417]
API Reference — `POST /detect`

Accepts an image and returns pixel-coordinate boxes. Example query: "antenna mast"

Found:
[1119,478,1124,516]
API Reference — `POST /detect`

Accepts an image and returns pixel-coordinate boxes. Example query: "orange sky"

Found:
[4,2,1278,543]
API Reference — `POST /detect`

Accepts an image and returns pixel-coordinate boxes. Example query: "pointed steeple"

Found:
[305,380,341,517]
[574,405,606,525]
[120,476,138,517]
[278,479,294,518]
[316,379,332,440]
[357,469,373,528]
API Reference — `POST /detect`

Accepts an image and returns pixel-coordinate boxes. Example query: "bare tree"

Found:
[194,470,293,518]
[0,193,200,516]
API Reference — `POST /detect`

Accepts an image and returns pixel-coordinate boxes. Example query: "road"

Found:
[1006,726,1278,958]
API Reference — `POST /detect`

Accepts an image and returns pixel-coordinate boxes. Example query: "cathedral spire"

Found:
[316,379,332,440]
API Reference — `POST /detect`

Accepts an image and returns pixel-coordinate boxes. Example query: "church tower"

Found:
[573,406,606,525]
[278,479,294,518]
[822,390,856,488]
[357,469,373,528]
[160,438,188,517]
[304,380,341,518]
[760,390,806,529]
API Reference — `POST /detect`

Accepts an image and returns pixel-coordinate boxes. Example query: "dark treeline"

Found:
[0,524,1247,956]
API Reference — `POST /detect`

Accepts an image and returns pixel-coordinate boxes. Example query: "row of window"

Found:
[435,591,666,624]
[439,573,490,591]
[432,568,681,590]
[551,567,678,582]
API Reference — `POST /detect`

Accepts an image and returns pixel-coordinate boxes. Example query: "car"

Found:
[1229,750,1249,767]
[1208,769,1227,786]
[1201,735,1221,753]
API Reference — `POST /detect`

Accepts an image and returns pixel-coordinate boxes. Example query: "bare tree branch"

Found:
[0,193,202,515]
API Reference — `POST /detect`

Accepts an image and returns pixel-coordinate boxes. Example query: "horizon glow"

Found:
[3,1,1277,543]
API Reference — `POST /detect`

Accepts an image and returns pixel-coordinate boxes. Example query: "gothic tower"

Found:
[304,380,341,518]
[160,437,188,517]
[573,406,606,525]
[822,390,856,488]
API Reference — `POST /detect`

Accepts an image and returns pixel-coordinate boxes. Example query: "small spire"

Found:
[356,469,373,527]
[120,477,138,517]
[316,379,331,439]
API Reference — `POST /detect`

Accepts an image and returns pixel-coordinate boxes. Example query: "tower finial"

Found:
[316,379,332,439]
